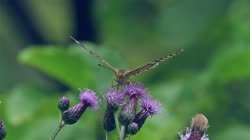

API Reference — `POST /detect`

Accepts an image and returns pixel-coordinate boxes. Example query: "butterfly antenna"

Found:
[69,36,118,73]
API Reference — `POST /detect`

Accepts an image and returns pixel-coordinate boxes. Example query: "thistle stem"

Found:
[106,131,110,140]
[128,135,132,140]
[119,125,126,140]
[114,112,120,135]
[50,121,65,140]
[50,113,65,140]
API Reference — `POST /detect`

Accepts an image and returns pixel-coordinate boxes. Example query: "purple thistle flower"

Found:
[124,82,148,99]
[119,83,152,127]
[0,118,6,140]
[179,128,209,140]
[79,89,100,110]
[62,89,100,125]
[57,96,70,112]
[140,98,161,116]
[104,88,124,112]
[179,114,209,140]
[131,98,161,133]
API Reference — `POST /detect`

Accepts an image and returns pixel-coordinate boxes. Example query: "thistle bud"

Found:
[179,114,209,140]
[57,96,70,112]
[127,122,139,135]
[191,114,208,134]
[62,103,86,125]
[119,98,137,126]
[0,118,6,140]
[103,110,116,132]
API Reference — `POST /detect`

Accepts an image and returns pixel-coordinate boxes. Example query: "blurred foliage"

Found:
[18,46,95,89]
[0,0,250,139]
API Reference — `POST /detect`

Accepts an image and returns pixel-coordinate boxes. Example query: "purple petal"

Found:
[124,82,148,99]
[179,128,209,140]
[141,98,161,115]
[80,89,100,110]
[104,88,124,105]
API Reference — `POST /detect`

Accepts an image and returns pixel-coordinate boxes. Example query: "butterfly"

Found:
[70,36,183,85]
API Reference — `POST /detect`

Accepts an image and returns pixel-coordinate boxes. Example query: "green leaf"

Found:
[18,46,95,89]
[5,85,55,125]
[208,47,250,83]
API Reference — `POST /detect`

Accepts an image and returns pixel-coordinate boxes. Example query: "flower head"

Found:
[0,118,6,140]
[124,82,147,99]
[179,114,209,140]
[179,128,209,140]
[141,98,161,116]
[57,96,70,112]
[104,88,124,112]
[62,89,100,125]
[131,98,161,132]
[80,89,100,110]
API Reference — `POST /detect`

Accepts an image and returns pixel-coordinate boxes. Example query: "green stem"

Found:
[119,125,126,140]
[128,135,131,140]
[114,112,120,135]
[106,131,110,140]
[50,113,65,140]
[50,121,65,140]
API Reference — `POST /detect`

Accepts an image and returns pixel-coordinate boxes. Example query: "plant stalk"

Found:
[106,131,110,140]
[119,125,126,140]
[114,112,120,135]
[50,121,65,140]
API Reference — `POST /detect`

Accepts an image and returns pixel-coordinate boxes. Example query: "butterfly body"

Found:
[70,36,183,85]
[115,69,130,85]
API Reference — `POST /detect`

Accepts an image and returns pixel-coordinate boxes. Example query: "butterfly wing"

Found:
[70,36,119,74]
[125,49,183,78]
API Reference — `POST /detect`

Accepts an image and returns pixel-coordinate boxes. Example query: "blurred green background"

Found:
[0,0,250,139]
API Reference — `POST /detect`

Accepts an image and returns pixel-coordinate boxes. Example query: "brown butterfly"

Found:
[70,36,183,85]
